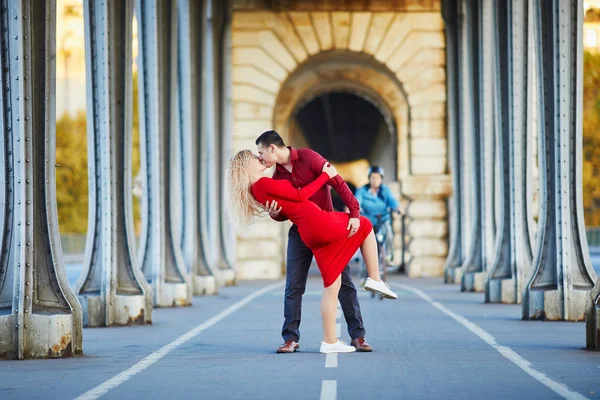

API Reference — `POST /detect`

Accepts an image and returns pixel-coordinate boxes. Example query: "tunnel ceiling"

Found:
[293,92,388,163]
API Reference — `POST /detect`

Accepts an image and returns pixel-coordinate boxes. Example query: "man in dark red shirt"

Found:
[256,130,372,353]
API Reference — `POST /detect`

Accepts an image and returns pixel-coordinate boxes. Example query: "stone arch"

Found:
[231,10,452,279]
[271,50,409,181]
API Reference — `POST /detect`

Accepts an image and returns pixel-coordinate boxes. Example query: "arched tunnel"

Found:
[289,90,398,194]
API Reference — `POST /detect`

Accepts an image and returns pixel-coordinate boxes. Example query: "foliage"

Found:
[583,51,600,227]
[56,72,141,234]
[55,110,88,233]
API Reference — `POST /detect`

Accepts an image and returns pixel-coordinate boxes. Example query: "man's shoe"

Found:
[363,277,398,299]
[351,337,373,352]
[320,339,356,354]
[276,340,300,353]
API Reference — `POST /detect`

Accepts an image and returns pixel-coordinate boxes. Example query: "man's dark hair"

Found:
[255,130,286,148]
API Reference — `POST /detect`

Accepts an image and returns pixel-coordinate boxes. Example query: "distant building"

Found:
[585,1,600,51]
[56,0,138,117]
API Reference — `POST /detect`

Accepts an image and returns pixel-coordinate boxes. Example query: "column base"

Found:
[155,282,192,308]
[193,275,218,295]
[215,269,236,286]
[80,294,151,327]
[586,304,600,350]
[523,290,588,321]
[0,313,82,359]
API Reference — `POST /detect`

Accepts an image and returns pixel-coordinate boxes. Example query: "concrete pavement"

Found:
[0,272,598,400]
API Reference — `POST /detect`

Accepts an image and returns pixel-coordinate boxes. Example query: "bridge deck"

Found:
[0,275,598,400]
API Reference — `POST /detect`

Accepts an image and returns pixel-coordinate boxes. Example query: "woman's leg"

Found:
[322,275,342,344]
[360,229,382,282]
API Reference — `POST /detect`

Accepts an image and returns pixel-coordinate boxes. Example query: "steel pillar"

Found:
[587,277,600,349]
[177,0,217,295]
[218,5,237,276]
[523,0,597,320]
[0,0,82,358]
[454,0,484,291]
[136,0,192,307]
[477,0,499,298]
[75,0,153,327]
[442,0,464,284]
[199,0,235,286]
[485,0,534,304]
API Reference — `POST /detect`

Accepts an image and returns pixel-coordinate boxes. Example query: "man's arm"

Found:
[306,150,360,219]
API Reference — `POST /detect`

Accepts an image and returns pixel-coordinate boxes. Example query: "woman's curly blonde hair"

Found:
[227,150,266,226]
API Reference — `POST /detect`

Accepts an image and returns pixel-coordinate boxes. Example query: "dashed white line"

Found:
[336,308,342,319]
[74,281,284,400]
[320,380,337,400]
[325,353,338,368]
[335,322,341,338]
[396,283,589,400]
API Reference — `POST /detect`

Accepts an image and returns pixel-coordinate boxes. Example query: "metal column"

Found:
[587,275,600,349]
[486,0,534,304]
[478,0,499,299]
[0,0,82,358]
[136,0,192,307]
[218,1,237,278]
[442,0,464,284]
[454,0,484,291]
[75,0,153,327]
[177,0,217,295]
[199,0,235,286]
[523,0,597,320]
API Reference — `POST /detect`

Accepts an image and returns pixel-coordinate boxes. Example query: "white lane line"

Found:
[320,380,337,400]
[335,323,341,338]
[325,353,338,368]
[396,283,589,400]
[74,281,284,400]
[336,308,342,319]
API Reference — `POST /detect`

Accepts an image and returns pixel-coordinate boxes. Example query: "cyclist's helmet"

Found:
[368,166,384,178]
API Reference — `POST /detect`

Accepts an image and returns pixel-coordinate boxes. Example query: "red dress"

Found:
[251,172,372,287]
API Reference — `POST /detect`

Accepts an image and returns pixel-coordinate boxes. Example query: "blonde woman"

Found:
[228,150,398,354]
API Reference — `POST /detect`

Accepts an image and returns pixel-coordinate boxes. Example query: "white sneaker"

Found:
[320,339,356,354]
[363,278,398,299]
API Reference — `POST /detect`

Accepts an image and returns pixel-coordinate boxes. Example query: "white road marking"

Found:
[335,323,341,338]
[320,380,337,400]
[396,283,589,400]
[74,281,284,400]
[325,352,338,368]
[336,308,342,319]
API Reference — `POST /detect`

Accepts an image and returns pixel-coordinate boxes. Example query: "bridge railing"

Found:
[587,227,600,250]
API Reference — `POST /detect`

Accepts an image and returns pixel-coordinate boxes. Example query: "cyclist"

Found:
[355,166,404,281]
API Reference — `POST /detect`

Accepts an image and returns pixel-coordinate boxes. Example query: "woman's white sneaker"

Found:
[363,278,398,299]
[320,339,356,354]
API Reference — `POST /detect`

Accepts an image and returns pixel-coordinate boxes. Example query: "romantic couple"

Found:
[228,130,398,354]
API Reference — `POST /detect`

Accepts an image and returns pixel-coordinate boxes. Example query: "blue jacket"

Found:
[355,184,399,227]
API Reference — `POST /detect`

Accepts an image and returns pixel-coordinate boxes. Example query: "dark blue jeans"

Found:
[282,225,366,342]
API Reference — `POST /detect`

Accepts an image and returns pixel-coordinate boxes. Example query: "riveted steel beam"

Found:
[476,0,500,299]
[442,0,464,284]
[74,0,153,327]
[177,0,217,295]
[452,0,484,291]
[523,0,597,320]
[588,276,600,349]
[199,0,235,286]
[218,1,237,276]
[485,0,535,304]
[0,0,82,358]
[136,0,192,307]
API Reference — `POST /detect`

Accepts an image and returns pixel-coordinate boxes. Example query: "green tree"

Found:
[56,71,141,234]
[583,51,600,227]
[55,110,88,233]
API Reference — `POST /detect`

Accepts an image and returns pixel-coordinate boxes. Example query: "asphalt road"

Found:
[0,271,598,400]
